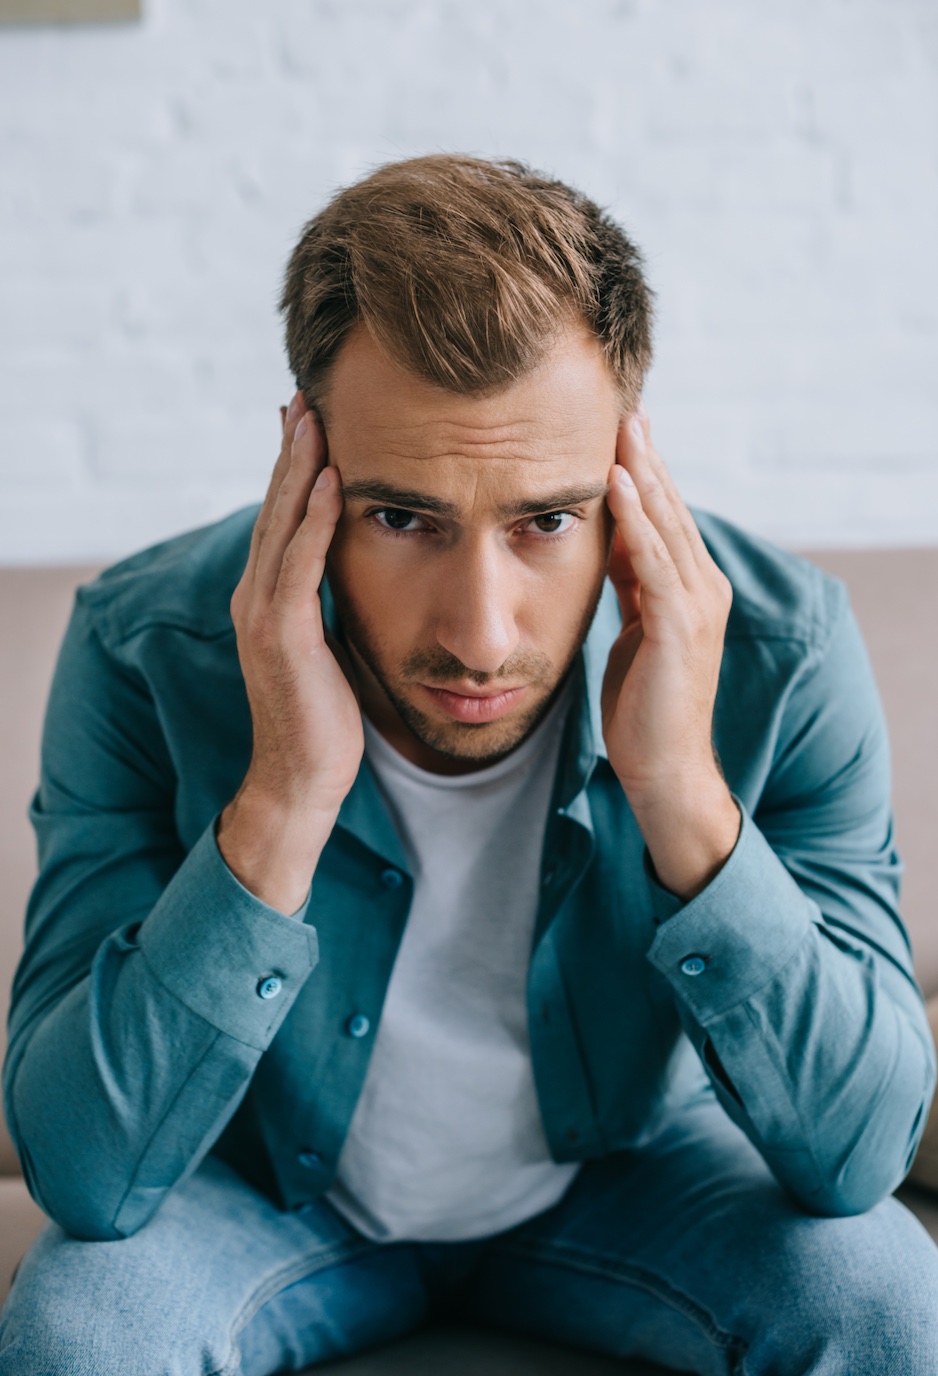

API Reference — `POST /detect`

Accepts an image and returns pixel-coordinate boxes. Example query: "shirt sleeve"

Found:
[2,592,320,1241]
[643,585,936,1216]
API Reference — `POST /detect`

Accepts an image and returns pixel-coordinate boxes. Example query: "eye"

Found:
[372,508,424,533]
[525,511,577,536]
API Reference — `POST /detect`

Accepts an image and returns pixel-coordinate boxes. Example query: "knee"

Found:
[0,1227,218,1376]
[757,1200,938,1376]
[823,1257,938,1374]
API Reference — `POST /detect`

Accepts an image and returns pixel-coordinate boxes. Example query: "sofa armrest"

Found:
[906,994,938,1194]
[0,1112,21,1178]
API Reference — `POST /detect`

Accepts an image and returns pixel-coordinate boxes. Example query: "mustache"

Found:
[400,646,554,688]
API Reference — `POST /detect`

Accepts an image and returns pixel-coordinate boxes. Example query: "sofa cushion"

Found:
[796,547,938,993]
[905,997,938,1195]
[0,567,103,1177]
[313,1326,656,1375]
[0,1175,47,1303]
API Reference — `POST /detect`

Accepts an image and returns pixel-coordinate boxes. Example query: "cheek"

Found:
[327,525,428,647]
[519,532,609,632]
[558,515,614,595]
[328,518,394,591]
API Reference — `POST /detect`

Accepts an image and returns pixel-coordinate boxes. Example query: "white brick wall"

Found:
[1,0,936,562]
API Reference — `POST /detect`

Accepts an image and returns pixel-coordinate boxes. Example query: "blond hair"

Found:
[280,153,653,410]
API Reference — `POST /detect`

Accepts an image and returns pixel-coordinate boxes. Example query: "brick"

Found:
[0,0,936,560]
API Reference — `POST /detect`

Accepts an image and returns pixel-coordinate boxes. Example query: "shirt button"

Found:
[256,975,283,1000]
[298,1150,322,1169]
[680,955,708,977]
[345,1013,371,1038]
[381,868,403,889]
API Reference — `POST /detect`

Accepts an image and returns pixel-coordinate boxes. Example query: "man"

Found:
[1,154,937,1374]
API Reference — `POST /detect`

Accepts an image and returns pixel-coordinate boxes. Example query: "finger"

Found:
[255,409,329,603]
[605,461,685,617]
[622,414,710,574]
[615,417,700,587]
[273,464,343,619]
[243,391,308,585]
[264,393,307,519]
[607,529,642,629]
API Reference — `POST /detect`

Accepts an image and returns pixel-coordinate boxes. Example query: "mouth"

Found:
[417,683,529,724]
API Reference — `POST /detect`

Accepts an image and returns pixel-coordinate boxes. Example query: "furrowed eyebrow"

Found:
[340,479,608,521]
[340,481,460,518]
[501,483,608,518]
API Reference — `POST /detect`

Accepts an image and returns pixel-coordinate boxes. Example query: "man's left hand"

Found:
[602,409,741,901]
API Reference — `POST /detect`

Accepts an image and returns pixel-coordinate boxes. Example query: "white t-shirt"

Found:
[325,681,581,1241]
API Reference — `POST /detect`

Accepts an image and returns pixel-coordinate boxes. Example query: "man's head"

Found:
[279,155,654,773]
[281,153,653,416]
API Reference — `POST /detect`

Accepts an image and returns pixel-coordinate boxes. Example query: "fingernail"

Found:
[616,465,636,488]
[287,393,303,424]
[629,416,644,445]
[295,415,308,442]
[313,467,330,489]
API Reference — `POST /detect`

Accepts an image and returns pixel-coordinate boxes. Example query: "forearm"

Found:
[642,797,935,1215]
[694,931,933,1215]
[4,819,319,1240]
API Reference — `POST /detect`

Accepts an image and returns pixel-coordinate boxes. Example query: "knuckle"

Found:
[687,600,709,634]
[275,546,314,602]
[246,608,277,649]
[643,474,667,507]
[708,571,733,609]
[279,540,305,579]
[652,536,676,570]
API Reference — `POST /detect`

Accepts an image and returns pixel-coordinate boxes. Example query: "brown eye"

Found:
[531,512,573,534]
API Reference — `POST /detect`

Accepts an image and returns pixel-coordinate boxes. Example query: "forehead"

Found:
[322,324,622,501]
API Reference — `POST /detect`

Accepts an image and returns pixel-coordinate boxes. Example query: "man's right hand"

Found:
[217,392,364,914]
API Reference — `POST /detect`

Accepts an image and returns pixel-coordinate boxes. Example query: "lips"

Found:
[418,683,529,724]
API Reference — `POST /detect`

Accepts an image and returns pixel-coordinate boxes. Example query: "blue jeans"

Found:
[2,1087,937,1375]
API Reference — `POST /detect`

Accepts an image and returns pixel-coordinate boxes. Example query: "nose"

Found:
[433,536,519,676]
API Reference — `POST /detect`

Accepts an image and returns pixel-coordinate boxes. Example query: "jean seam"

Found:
[491,1235,748,1366]
[213,1235,378,1376]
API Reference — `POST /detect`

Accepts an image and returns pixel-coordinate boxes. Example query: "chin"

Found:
[398,693,553,765]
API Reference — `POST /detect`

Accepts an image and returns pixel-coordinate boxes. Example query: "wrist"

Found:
[631,774,741,903]
[217,786,339,916]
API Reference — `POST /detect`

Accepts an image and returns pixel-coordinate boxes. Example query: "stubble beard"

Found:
[327,570,608,766]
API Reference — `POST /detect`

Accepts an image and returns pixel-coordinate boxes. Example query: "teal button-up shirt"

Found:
[4,503,934,1240]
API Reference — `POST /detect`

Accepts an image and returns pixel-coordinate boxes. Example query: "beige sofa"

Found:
[2,548,938,1375]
